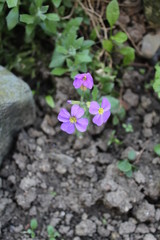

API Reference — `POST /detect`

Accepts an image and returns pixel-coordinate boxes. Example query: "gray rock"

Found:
[136,224,149,234]
[97,226,110,237]
[56,164,67,174]
[143,128,153,138]
[155,209,160,221]
[141,31,160,59]
[0,198,12,214]
[123,89,139,108]
[49,217,61,227]
[0,66,35,165]
[134,201,155,222]
[143,112,156,128]
[65,214,73,225]
[152,157,160,165]
[119,220,136,235]
[16,188,36,209]
[41,115,55,136]
[20,176,38,191]
[12,224,23,233]
[13,153,28,170]
[49,152,74,166]
[141,96,151,109]
[75,219,96,236]
[134,170,146,184]
[144,233,157,240]
[59,225,70,234]
[101,164,143,213]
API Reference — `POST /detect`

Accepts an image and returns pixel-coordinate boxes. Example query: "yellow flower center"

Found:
[70,116,77,123]
[83,75,87,81]
[80,85,87,91]
[98,108,104,115]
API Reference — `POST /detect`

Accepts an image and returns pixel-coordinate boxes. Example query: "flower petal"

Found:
[58,108,70,122]
[61,122,75,134]
[71,105,84,118]
[73,74,83,89]
[83,73,93,89]
[75,118,88,132]
[101,97,111,111]
[89,101,100,115]
[92,114,103,126]
[103,110,111,123]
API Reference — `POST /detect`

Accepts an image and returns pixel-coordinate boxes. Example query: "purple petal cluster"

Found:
[58,105,88,134]
[89,97,111,126]
[73,73,93,90]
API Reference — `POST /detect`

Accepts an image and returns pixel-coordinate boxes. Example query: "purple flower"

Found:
[73,73,93,90]
[89,97,111,126]
[58,105,88,134]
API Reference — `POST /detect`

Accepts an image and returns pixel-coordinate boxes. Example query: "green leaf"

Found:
[102,39,113,53]
[75,50,92,63]
[106,0,119,28]
[25,24,35,39]
[66,59,73,68]
[47,225,54,236]
[52,0,62,8]
[30,219,38,230]
[118,160,132,172]
[45,95,55,108]
[64,17,82,33]
[71,71,78,79]
[90,28,98,41]
[105,96,119,114]
[40,5,49,13]
[51,67,68,76]
[111,31,128,43]
[35,0,43,7]
[46,13,60,21]
[154,144,160,156]
[119,46,135,65]
[20,14,35,24]
[125,170,133,178]
[82,40,94,49]
[64,29,77,49]
[27,229,32,234]
[153,62,160,98]
[49,52,66,68]
[92,85,99,101]
[6,0,18,8]
[39,13,46,21]
[56,45,68,54]
[6,7,19,30]
[0,3,4,12]
[42,19,57,34]
[128,150,136,161]
[113,115,119,125]
[73,37,84,49]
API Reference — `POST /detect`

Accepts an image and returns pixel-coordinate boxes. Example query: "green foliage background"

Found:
[0,0,137,124]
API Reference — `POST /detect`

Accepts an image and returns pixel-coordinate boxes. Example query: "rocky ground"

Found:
[0,68,160,240]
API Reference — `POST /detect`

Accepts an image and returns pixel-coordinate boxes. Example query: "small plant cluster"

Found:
[153,62,160,98]
[117,149,136,177]
[154,144,160,157]
[0,0,135,114]
[49,17,94,79]
[58,72,111,134]
[25,218,61,240]
[103,0,135,66]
